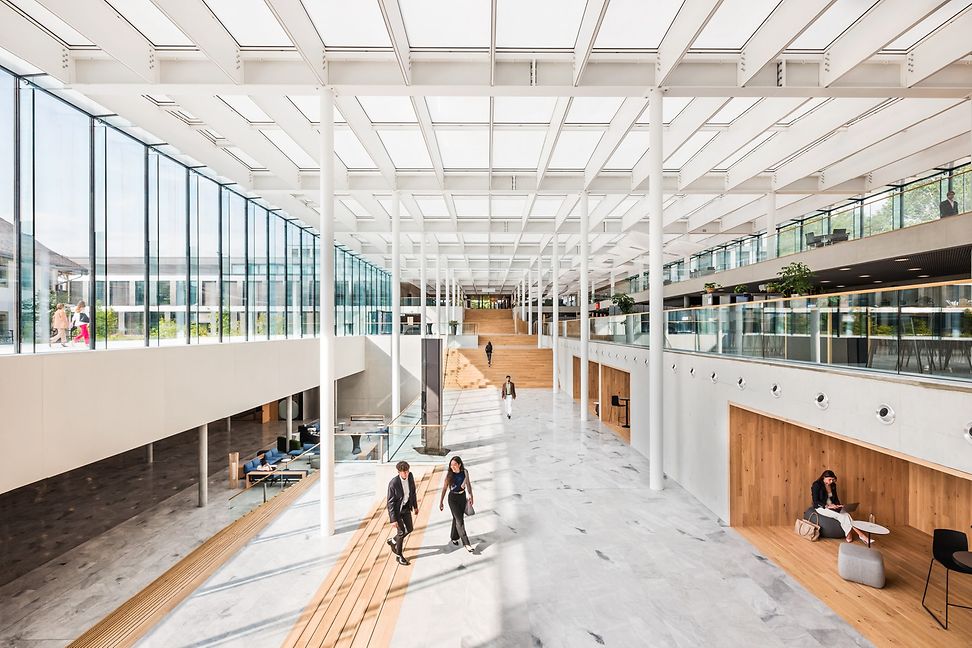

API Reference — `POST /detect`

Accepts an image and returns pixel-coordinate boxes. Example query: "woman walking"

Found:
[50,303,69,347]
[439,455,474,552]
[71,300,90,346]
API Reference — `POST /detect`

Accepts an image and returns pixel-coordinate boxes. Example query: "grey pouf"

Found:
[838,542,885,588]
[804,506,845,539]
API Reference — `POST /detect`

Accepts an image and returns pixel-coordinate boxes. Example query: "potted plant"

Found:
[448,319,458,335]
[703,282,721,294]
[612,293,637,344]
[733,284,751,303]
[775,261,814,297]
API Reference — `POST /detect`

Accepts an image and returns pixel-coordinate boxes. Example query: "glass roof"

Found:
[303,0,390,48]
[885,0,972,50]
[415,196,450,217]
[789,0,879,50]
[8,0,91,45]
[106,0,193,47]
[453,196,490,218]
[377,129,434,168]
[492,129,547,169]
[400,0,491,48]
[333,130,377,169]
[262,130,316,168]
[665,131,718,168]
[220,95,271,122]
[605,131,650,170]
[491,196,528,218]
[566,97,623,124]
[716,131,776,169]
[530,196,567,218]
[593,0,682,49]
[203,0,292,47]
[694,0,780,49]
[495,0,587,48]
[358,96,417,123]
[287,96,345,124]
[493,97,558,123]
[708,98,761,124]
[436,129,490,168]
[549,130,604,169]
[425,96,490,123]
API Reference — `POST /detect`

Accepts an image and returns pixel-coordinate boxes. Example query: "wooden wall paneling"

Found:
[572,356,580,400]
[588,361,600,417]
[908,463,972,536]
[600,365,631,428]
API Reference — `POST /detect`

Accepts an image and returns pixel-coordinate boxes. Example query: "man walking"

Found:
[485,340,493,367]
[386,460,418,565]
[502,375,516,420]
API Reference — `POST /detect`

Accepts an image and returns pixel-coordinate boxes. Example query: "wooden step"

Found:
[445,346,553,389]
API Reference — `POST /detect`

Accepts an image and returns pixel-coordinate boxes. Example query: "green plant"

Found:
[764,282,780,294]
[703,282,721,294]
[611,292,636,314]
[775,262,814,297]
[733,285,748,294]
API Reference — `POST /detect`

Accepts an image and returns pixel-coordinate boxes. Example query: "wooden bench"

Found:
[282,466,442,648]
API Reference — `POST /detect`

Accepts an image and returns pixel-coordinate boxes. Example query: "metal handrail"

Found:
[228,442,320,500]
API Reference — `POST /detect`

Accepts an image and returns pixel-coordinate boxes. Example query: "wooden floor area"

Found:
[738,525,972,647]
[282,467,442,648]
[69,472,320,648]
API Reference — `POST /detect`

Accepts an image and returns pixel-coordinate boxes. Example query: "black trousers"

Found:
[447,491,469,544]
[486,352,492,365]
[391,508,414,556]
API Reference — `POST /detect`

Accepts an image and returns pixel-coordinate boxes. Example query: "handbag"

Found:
[794,512,821,542]
[464,499,475,516]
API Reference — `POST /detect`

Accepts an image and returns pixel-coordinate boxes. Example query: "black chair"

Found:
[610,394,630,428]
[922,528,972,629]
[831,228,849,242]
[805,232,819,249]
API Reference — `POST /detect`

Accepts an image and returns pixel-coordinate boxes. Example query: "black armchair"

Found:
[922,529,972,629]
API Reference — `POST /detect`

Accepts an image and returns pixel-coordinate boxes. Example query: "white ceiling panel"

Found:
[694,0,781,50]
[566,97,624,123]
[593,0,682,49]
[495,0,587,48]
[358,96,417,123]
[425,96,490,123]
[203,0,292,47]
[453,196,490,218]
[377,129,434,168]
[333,130,377,169]
[789,0,879,50]
[493,97,559,123]
[605,131,650,170]
[492,129,547,168]
[491,196,528,218]
[262,130,316,168]
[436,129,490,168]
[549,130,604,169]
[416,196,450,218]
[303,0,391,47]
[400,0,491,47]
[287,96,345,124]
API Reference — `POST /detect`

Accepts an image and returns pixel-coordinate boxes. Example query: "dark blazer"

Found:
[940,199,959,217]
[485,342,493,354]
[811,480,841,510]
[502,380,516,398]
[386,473,418,523]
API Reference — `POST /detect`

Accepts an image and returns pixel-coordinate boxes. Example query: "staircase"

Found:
[446,309,552,389]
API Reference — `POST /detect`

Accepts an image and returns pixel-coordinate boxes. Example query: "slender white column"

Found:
[444,259,450,331]
[391,191,402,417]
[419,231,427,336]
[197,423,208,507]
[610,268,616,297]
[319,88,336,534]
[765,190,777,260]
[648,88,664,491]
[580,192,590,422]
[286,393,293,440]
[536,262,542,346]
[552,231,559,392]
[527,266,534,336]
[435,254,441,335]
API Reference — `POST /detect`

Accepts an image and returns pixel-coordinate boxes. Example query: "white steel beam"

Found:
[0,2,71,83]
[537,98,571,186]
[412,97,445,186]
[265,0,327,83]
[726,98,885,189]
[573,0,611,86]
[585,98,648,188]
[867,134,969,188]
[377,0,411,84]
[333,96,397,185]
[685,194,756,231]
[678,98,807,189]
[151,0,241,83]
[821,0,948,87]
[904,8,972,87]
[739,0,836,86]
[656,0,724,86]
[250,95,349,180]
[37,0,157,82]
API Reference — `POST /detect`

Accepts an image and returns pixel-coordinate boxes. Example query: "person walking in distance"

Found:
[50,303,69,347]
[71,300,90,346]
[438,455,475,552]
[502,375,516,419]
[386,460,419,565]
[485,340,493,367]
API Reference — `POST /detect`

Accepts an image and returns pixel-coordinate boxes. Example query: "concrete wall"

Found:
[554,337,972,522]
[0,337,367,495]
[336,336,422,421]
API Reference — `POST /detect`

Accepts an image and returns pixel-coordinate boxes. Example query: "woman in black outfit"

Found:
[811,470,869,544]
[439,455,474,552]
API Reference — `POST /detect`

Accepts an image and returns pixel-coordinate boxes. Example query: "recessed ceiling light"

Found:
[873,280,882,283]
[820,280,831,283]
[907,267,921,271]
[839,267,851,271]
[859,274,870,278]
[893,258,909,262]
[919,274,930,278]
[836,285,845,288]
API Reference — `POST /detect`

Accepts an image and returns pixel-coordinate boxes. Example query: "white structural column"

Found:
[520,279,526,322]
[435,253,441,335]
[647,88,665,492]
[580,192,590,423]
[391,191,402,417]
[527,269,534,335]
[610,269,616,297]
[536,262,542,345]
[764,191,777,260]
[319,88,336,534]
[197,423,208,507]
[551,231,559,392]
[286,394,293,440]
[444,260,450,330]
[419,231,427,336]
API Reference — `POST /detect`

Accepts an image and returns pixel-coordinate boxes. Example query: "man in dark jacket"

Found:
[485,340,493,366]
[386,460,418,565]
[940,190,959,217]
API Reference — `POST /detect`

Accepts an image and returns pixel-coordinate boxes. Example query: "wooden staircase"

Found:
[446,343,552,389]
[462,308,516,335]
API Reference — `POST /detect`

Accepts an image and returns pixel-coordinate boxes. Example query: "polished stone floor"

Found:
[1,388,870,647]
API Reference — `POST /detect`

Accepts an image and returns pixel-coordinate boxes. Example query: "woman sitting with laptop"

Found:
[812,470,871,544]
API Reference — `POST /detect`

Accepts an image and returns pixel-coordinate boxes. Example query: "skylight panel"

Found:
[607,197,642,220]
[531,196,567,217]
[665,131,718,168]
[262,130,316,168]
[226,147,263,169]
[593,0,682,49]
[885,0,971,50]
[716,132,775,169]
[693,0,780,49]
[358,97,417,123]
[219,95,271,122]
[453,197,490,218]
[778,97,829,124]
[708,98,761,124]
[400,0,490,47]
[106,0,192,47]
[416,196,450,217]
[339,198,371,218]
[203,0,292,47]
[491,197,527,218]
[605,131,650,170]
[287,96,345,124]
[493,97,558,123]
[495,0,587,48]
[436,129,490,168]
[425,97,490,123]
[492,129,547,168]
[548,130,604,169]
[789,0,879,50]
[334,130,377,169]
[376,130,434,169]
[566,98,624,123]
[8,0,92,45]
[304,0,391,47]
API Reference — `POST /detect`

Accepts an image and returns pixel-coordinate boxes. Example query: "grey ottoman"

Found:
[838,542,885,588]
[804,506,845,539]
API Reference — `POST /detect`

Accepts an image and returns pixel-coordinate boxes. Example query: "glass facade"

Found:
[0,68,389,354]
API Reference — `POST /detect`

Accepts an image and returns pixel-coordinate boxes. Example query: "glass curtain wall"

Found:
[0,70,389,354]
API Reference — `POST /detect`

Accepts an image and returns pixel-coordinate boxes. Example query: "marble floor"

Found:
[2,388,871,647]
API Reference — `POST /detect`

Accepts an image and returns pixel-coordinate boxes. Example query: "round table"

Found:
[852,521,890,548]
[954,551,972,570]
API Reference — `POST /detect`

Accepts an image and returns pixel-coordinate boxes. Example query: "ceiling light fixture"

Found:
[919,274,930,278]
[859,274,870,278]
[836,285,845,288]
[820,280,831,283]
[893,258,909,262]
[873,280,882,283]
[907,267,922,271]
[839,267,851,271]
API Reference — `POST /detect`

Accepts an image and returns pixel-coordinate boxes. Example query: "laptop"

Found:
[840,502,859,513]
